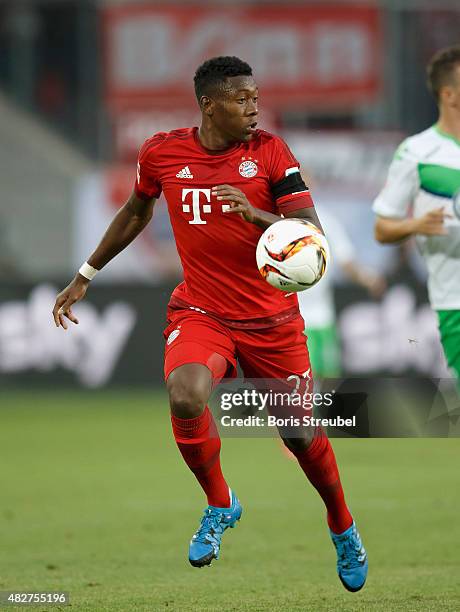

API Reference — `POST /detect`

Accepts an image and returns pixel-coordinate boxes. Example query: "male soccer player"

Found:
[52,57,367,591]
[374,45,460,383]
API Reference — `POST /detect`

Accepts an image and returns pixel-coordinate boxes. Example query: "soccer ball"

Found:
[256,218,330,292]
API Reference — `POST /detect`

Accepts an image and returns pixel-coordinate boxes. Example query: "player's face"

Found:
[451,65,460,109]
[211,76,259,143]
[442,65,460,110]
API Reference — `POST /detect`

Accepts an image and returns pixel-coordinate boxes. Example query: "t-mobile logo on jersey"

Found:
[181,188,230,224]
[182,188,212,225]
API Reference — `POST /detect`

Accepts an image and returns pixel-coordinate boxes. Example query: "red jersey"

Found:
[134,127,313,327]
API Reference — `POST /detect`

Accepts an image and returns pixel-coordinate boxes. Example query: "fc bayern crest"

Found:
[239,159,258,178]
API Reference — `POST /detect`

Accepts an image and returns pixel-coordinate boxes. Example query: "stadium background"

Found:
[1,1,459,611]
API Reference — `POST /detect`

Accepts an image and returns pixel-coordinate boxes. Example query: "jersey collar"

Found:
[434,124,460,147]
[193,127,243,156]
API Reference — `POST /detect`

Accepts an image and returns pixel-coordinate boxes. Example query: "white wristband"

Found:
[78,262,99,281]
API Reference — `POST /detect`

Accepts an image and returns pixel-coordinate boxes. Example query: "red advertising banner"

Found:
[102,3,382,111]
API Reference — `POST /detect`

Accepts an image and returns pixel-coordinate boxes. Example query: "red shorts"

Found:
[163,308,312,388]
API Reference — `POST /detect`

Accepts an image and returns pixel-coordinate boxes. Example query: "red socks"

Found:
[171,406,230,508]
[292,428,353,534]
[171,408,351,530]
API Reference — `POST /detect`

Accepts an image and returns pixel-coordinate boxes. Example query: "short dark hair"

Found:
[194,56,253,101]
[427,44,460,103]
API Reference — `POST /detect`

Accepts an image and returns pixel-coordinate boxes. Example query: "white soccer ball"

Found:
[256,218,330,292]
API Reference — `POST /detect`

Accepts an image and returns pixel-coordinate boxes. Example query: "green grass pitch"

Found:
[1,390,460,611]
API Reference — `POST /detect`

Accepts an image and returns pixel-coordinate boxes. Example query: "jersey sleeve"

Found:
[134,133,166,201]
[267,135,314,215]
[372,139,419,219]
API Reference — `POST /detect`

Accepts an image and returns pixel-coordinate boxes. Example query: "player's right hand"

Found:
[52,275,89,330]
[412,207,452,236]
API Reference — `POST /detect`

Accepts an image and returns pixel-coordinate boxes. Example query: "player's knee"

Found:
[281,429,315,453]
[167,365,211,418]
[169,389,206,418]
[281,437,307,453]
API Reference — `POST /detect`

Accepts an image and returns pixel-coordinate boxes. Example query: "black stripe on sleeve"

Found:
[271,172,308,200]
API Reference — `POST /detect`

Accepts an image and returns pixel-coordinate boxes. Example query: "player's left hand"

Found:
[212,184,257,223]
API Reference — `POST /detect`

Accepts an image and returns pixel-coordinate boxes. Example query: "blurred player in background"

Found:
[374,45,460,383]
[299,209,385,378]
[52,57,367,591]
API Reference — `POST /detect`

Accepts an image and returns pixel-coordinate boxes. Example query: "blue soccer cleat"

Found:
[189,490,242,567]
[330,520,368,592]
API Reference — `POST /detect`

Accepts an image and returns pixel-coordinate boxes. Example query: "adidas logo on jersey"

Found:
[176,166,194,179]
